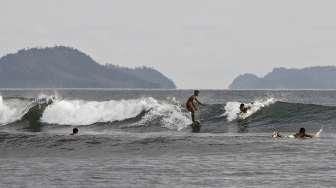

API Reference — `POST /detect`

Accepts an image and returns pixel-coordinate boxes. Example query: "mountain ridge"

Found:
[229,66,336,89]
[0,46,176,89]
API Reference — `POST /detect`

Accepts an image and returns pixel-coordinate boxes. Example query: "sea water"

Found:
[0,89,336,187]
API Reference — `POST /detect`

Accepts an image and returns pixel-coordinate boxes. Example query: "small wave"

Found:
[41,97,192,130]
[223,98,276,121]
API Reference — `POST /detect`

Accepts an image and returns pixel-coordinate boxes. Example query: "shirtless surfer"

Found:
[294,127,313,138]
[239,103,251,113]
[272,127,318,138]
[186,90,205,124]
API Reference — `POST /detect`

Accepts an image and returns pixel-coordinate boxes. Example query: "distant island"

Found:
[229,66,336,89]
[0,46,176,89]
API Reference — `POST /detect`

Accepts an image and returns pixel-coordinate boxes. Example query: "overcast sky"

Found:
[1,0,336,89]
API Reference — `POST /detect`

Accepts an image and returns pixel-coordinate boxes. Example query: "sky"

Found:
[1,0,336,89]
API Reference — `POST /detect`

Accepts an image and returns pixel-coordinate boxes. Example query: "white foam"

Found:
[41,97,191,130]
[0,96,31,125]
[139,98,191,131]
[314,128,323,138]
[223,98,276,121]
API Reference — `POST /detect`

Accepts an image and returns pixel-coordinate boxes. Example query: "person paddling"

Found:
[239,103,251,113]
[294,127,313,138]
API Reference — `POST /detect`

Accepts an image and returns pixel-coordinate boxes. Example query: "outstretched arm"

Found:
[305,134,313,138]
[195,98,205,106]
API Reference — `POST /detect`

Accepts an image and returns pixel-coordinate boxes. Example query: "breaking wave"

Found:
[0,96,32,125]
[2,94,336,133]
[41,97,191,130]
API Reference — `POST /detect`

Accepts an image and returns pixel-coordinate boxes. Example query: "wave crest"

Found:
[41,97,192,130]
[0,96,31,125]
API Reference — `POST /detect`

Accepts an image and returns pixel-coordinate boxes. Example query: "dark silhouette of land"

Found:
[229,66,336,89]
[0,46,176,88]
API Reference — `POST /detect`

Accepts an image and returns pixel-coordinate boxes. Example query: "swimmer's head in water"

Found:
[194,90,200,96]
[71,128,79,135]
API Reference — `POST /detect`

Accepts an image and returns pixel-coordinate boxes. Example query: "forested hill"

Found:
[229,66,336,89]
[0,46,176,89]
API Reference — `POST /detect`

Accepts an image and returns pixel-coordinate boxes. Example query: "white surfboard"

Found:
[314,128,323,138]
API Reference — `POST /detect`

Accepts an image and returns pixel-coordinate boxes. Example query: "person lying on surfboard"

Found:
[186,90,205,124]
[272,127,321,139]
[294,127,313,138]
[239,103,251,113]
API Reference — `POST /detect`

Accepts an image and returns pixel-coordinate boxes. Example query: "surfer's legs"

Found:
[191,111,195,123]
[187,104,196,122]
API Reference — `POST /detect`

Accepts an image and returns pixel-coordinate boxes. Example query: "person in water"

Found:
[239,103,251,113]
[70,128,79,135]
[186,90,205,123]
[294,127,313,138]
[272,131,282,138]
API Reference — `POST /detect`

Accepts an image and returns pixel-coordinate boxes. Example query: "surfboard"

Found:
[190,111,201,133]
[191,120,201,133]
[314,128,323,138]
[287,135,295,138]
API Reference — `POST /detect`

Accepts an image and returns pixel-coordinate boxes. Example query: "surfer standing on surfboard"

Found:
[186,90,205,124]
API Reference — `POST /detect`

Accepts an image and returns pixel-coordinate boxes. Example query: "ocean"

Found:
[0,89,335,187]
